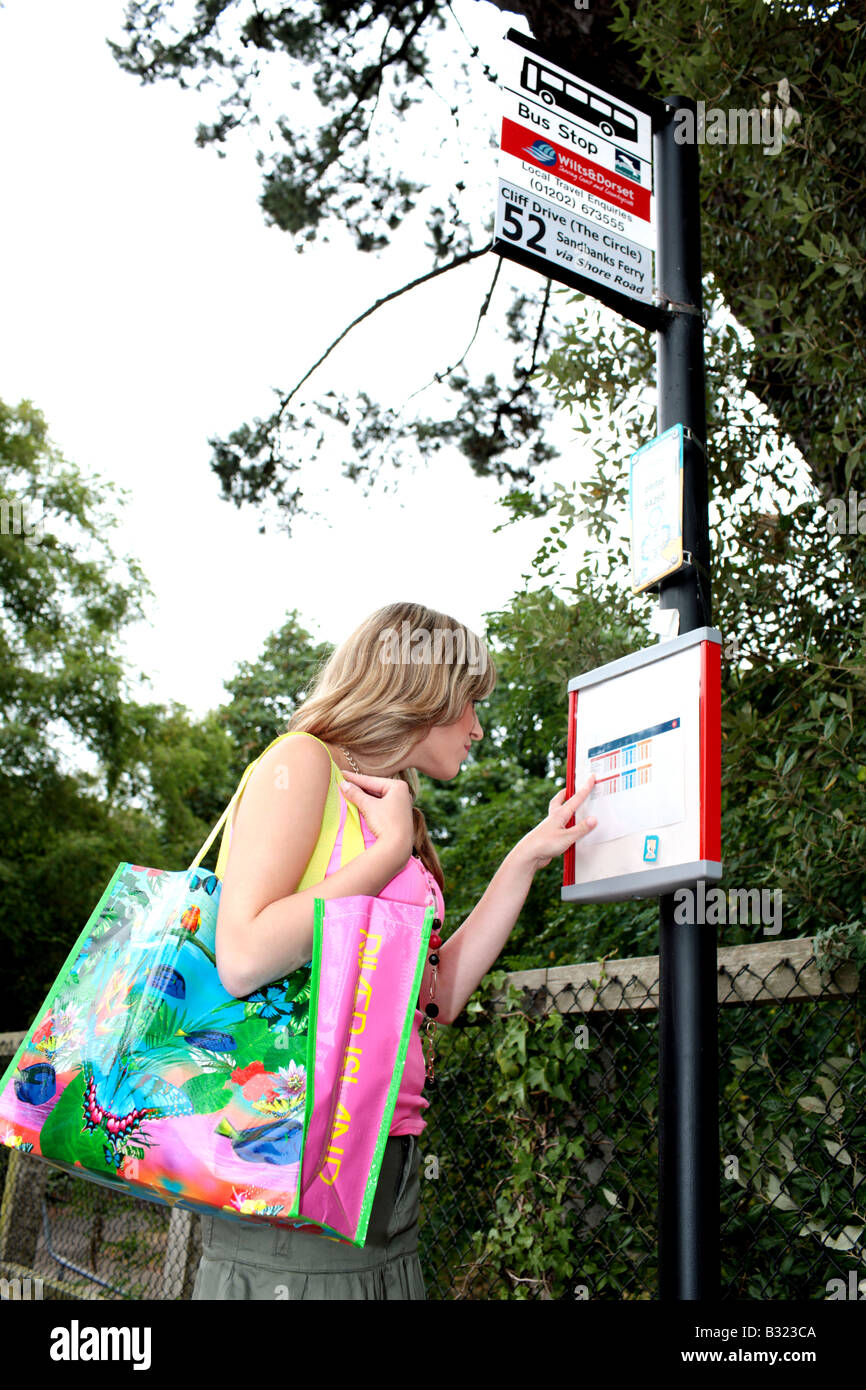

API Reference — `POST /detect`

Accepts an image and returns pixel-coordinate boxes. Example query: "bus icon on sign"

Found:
[520,58,639,143]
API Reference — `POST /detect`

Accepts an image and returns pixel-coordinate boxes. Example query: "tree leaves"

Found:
[108,0,866,544]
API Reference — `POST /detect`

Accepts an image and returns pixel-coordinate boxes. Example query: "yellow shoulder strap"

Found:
[189,730,366,882]
[291,734,368,887]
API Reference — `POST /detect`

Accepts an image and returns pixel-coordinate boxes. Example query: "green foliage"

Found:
[718,1003,865,1299]
[220,610,332,758]
[611,0,866,507]
[420,978,658,1300]
[0,397,150,783]
[0,400,162,1026]
[719,658,866,945]
[814,921,866,987]
[421,978,864,1300]
[111,2,444,251]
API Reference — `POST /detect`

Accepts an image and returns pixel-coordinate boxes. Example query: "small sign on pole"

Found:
[629,424,685,593]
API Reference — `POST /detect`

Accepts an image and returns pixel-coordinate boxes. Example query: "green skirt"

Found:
[191,1135,426,1300]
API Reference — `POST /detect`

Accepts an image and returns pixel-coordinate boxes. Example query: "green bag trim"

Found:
[286,897,325,1220]
[0,861,127,1100]
[352,902,434,1248]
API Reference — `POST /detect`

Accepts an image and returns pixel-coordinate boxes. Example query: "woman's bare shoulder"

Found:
[223,733,332,850]
[219,734,333,918]
[253,731,334,779]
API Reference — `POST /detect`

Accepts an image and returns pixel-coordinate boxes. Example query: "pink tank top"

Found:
[322,777,445,1138]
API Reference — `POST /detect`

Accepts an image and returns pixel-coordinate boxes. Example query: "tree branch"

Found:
[276,240,494,422]
[406,254,503,403]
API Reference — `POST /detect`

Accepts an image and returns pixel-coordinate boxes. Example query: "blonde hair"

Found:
[287,602,496,889]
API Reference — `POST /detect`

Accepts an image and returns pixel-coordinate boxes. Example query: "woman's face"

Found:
[407,699,483,780]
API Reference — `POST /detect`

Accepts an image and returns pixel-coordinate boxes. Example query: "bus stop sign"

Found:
[494,30,668,330]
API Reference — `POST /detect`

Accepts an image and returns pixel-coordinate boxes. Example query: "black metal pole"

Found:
[655,96,720,1300]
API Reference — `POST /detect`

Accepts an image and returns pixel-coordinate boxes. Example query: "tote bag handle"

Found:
[187,730,301,876]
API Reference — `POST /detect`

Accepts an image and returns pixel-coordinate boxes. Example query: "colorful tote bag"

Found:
[0,735,433,1247]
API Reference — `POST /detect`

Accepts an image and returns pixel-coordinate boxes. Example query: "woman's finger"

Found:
[574,813,597,837]
[549,775,595,819]
[340,769,402,794]
[564,775,595,809]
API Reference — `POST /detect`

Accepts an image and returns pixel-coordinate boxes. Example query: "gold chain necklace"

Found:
[340,746,361,773]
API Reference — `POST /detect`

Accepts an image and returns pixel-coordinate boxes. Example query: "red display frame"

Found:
[563,628,722,903]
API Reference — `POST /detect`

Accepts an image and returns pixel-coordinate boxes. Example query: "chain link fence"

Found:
[1,936,862,1300]
[419,936,864,1299]
[0,1120,201,1300]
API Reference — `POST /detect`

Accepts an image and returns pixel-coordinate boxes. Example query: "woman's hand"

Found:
[422,771,597,1023]
[340,770,415,864]
[511,774,597,873]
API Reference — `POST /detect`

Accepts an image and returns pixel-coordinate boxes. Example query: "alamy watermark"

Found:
[49,1321,151,1370]
[673,86,801,158]
[378,620,488,675]
[826,1271,866,1300]
[826,490,866,535]
[0,495,43,546]
[674,883,782,935]
[1,1275,43,1300]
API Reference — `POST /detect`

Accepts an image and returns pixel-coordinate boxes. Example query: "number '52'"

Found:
[501,203,546,251]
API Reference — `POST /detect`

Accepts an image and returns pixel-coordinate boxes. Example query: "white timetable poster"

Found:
[578,715,686,845]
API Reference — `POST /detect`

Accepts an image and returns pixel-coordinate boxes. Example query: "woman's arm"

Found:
[421,778,597,1025]
[215,737,413,998]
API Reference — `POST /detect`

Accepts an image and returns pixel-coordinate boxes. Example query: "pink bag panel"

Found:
[299,895,432,1241]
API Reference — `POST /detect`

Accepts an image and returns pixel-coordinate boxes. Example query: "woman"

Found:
[192,601,596,1300]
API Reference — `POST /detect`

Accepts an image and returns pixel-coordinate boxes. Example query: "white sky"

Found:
[0,0,601,720]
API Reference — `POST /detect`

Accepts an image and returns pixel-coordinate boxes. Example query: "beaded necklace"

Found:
[413,854,443,1090]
